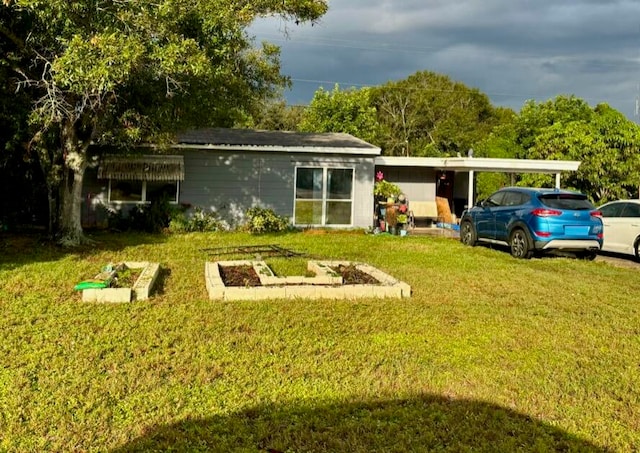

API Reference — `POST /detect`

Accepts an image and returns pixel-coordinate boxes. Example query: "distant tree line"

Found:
[250,73,640,203]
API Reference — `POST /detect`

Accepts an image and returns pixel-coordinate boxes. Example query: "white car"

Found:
[598,200,640,259]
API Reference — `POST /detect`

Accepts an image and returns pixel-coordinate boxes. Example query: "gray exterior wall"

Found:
[180,149,375,228]
[375,166,437,202]
[82,149,377,229]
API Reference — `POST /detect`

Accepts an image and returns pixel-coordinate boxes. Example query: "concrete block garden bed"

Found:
[205,260,411,301]
[79,261,160,303]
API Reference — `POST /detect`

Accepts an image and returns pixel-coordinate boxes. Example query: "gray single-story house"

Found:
[83,128,381,228]
[82,128,581,229]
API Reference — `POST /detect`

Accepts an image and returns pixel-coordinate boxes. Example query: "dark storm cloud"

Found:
[251,0,640,119]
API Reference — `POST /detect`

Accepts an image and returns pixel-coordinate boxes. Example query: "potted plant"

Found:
[397,213,409,236]
[374,171,401,203]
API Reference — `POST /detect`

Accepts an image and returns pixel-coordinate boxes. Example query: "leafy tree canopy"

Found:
[297,72,511,156]
[518,101,640,203]
[0,0,327,243]
[371,71,508,157]
[298,84,381,145]
[241,99,306,131]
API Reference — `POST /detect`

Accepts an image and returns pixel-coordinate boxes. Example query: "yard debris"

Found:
[202,244,305,259]
[73,262,124,291]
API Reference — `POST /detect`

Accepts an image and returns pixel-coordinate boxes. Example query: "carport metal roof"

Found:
[374,156,581,173]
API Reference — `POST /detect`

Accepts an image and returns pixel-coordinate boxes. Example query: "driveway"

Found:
[595,251,640,269]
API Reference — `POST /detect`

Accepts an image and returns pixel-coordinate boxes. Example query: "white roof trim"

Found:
[375,156,581,173]
[167,143,381,156]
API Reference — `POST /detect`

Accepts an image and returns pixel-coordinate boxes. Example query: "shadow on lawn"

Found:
[112,394,608,452]
[0,231,169,271]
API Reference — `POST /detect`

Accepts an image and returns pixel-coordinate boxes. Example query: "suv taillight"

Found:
[590,210,602,218]
[531,208,562,217]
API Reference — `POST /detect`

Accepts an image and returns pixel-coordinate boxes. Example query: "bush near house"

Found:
[244,206,290,233]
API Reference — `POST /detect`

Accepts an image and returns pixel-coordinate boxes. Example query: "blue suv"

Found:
[460,187,603,259]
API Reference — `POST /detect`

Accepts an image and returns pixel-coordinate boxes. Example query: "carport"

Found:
[374,156,581,217]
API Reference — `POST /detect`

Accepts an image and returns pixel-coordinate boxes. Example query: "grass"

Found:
[0,230,639,452]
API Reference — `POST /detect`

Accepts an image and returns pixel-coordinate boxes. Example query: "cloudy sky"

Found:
[250,0,640,120]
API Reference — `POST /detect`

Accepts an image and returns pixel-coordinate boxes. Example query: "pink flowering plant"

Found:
[373,171,401,200]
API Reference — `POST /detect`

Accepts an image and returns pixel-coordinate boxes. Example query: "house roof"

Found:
[98,155,184,181]
[174,128,381,156]
[375,156,581,173]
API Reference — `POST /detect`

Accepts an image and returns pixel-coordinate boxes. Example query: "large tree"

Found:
[0,0,327,244]
[372,71,504,157]
[517,101,640,203]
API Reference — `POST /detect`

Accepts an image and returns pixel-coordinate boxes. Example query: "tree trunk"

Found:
[57,122,91,246]
[57,161,87,246]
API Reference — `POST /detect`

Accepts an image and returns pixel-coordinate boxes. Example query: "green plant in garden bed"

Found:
[0,231,638,451]
[112,267,141,288]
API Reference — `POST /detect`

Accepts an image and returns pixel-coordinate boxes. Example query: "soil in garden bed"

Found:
[219,264,380,287]
[332,264,380,285]
[219,265,262,287]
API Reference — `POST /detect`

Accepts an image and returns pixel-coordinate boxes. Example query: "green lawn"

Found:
[1,231,638,452]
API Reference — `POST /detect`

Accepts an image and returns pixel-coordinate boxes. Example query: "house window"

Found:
[99,155,184,204]
[294,167,354,226]
[108,180,179,203]
[110,180,143,202]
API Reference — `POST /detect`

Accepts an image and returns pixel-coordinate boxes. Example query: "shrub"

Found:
[167,206,225,233]
[167,211,189,233]
[184,207,224,232]
[245,206,290,234]
[105,198,185,233]
[128,197,174,233]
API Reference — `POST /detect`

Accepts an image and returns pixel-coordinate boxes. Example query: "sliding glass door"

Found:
[295,167,354,226]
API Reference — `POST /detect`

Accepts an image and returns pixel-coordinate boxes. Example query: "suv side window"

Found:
[485,191,506,207]
[502,191,526,207]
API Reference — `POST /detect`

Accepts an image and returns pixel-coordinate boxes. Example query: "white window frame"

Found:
[108,180,180,204]
[293,166,355,227]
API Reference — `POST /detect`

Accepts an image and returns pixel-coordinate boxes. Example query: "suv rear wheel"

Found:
[509,228,532,259]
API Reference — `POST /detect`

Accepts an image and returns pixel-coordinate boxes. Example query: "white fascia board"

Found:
[169,144,381,156]
[375,156,580,173]
[375,157,446,167]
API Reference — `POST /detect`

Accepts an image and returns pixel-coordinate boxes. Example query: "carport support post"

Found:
[467,170,475,209]
[555,172,561,188]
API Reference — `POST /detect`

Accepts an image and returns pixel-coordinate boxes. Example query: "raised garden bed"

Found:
[77,261,160,303]
[205,260,410,301]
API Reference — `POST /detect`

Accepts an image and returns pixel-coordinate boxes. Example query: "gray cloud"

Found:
[251,0,640,119]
